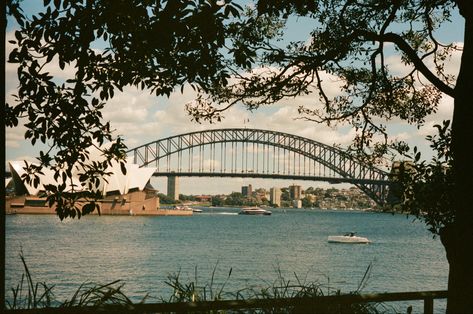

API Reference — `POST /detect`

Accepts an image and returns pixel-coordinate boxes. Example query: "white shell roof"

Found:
[9,160,84,195]
[8,143,157,196]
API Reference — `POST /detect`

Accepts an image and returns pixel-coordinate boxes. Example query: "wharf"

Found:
[5,196,193,216]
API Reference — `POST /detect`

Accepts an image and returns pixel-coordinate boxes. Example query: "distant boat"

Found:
[174,205,202,213]
[174,205,193,211]
[328,232,370,244]
[238,206,272,215]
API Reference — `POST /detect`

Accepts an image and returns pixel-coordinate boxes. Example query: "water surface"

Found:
[5,208,448,311]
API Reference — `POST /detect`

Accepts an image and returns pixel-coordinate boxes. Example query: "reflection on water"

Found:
[6,208,448,311]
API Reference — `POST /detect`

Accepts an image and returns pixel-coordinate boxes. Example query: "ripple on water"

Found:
[6,209,447,311]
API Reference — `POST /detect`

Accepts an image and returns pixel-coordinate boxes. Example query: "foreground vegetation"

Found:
[6,256,400,313]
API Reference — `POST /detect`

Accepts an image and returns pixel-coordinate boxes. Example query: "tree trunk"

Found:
[440,226,473,313]
[445,3,473,313]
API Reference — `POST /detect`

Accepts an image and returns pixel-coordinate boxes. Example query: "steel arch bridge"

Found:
[128,128,392,205]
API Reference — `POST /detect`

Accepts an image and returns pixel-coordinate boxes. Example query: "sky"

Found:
[4,2,465,195]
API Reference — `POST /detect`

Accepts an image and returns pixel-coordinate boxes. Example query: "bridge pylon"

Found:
[167,175,179,201]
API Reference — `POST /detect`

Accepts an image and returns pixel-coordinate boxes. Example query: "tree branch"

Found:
[358,30,455,98]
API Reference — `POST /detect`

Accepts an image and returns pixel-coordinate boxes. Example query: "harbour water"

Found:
[5,208,448,311]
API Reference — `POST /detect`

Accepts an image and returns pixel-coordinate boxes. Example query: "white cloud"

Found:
[385,43,462,86]
[5,31,77,85]
[415,95,454,139]
[5,127,26,149]
[102,87,155,123]
[435,95,455,120]
[391,131,412,142]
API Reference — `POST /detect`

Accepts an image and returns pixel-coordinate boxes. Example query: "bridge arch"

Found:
[128,128,391,205]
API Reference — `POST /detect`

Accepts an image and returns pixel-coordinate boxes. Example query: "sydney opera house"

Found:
[6,144,162,216]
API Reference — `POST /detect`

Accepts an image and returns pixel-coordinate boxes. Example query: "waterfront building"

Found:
[270,187,281,207]
[241,184,253,198]
[195,195,212,202]
[6,143,161,215]
[293,199,302,208]
[254,188,268,202]
[305,194,317,202]
[289,184,302,200]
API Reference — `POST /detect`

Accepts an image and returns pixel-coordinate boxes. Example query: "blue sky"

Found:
[5,2,465,195]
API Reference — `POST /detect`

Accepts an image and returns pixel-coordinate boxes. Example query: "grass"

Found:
[161,263,395,313]
[6,255,398,313]
[7,254,54,309]
[6,253,145,311]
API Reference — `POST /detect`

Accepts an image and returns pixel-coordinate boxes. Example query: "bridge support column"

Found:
[167,176,180,201]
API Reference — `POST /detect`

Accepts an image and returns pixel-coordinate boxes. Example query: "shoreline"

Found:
[5,195,193,217]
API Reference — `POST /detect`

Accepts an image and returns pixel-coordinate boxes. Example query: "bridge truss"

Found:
[128,128,392,205]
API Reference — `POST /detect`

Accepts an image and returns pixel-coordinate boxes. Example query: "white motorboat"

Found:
[174,205,193,211]
[328,232,370,244]
[175,205,202,213]
[238,206,272,215]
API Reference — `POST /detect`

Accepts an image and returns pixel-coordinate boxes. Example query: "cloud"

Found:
[5,31,77,86]
[102,87,156,123]
[415,95,454,139]
[5,85,27,149]
[390,131,412,142]
[435,95,455,120]
[5,126,26,149]
[385,43,462,85]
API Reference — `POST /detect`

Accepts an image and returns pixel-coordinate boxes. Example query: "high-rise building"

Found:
[270,187,281,207]
[241,184,253,198]
[289,184,302,200]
